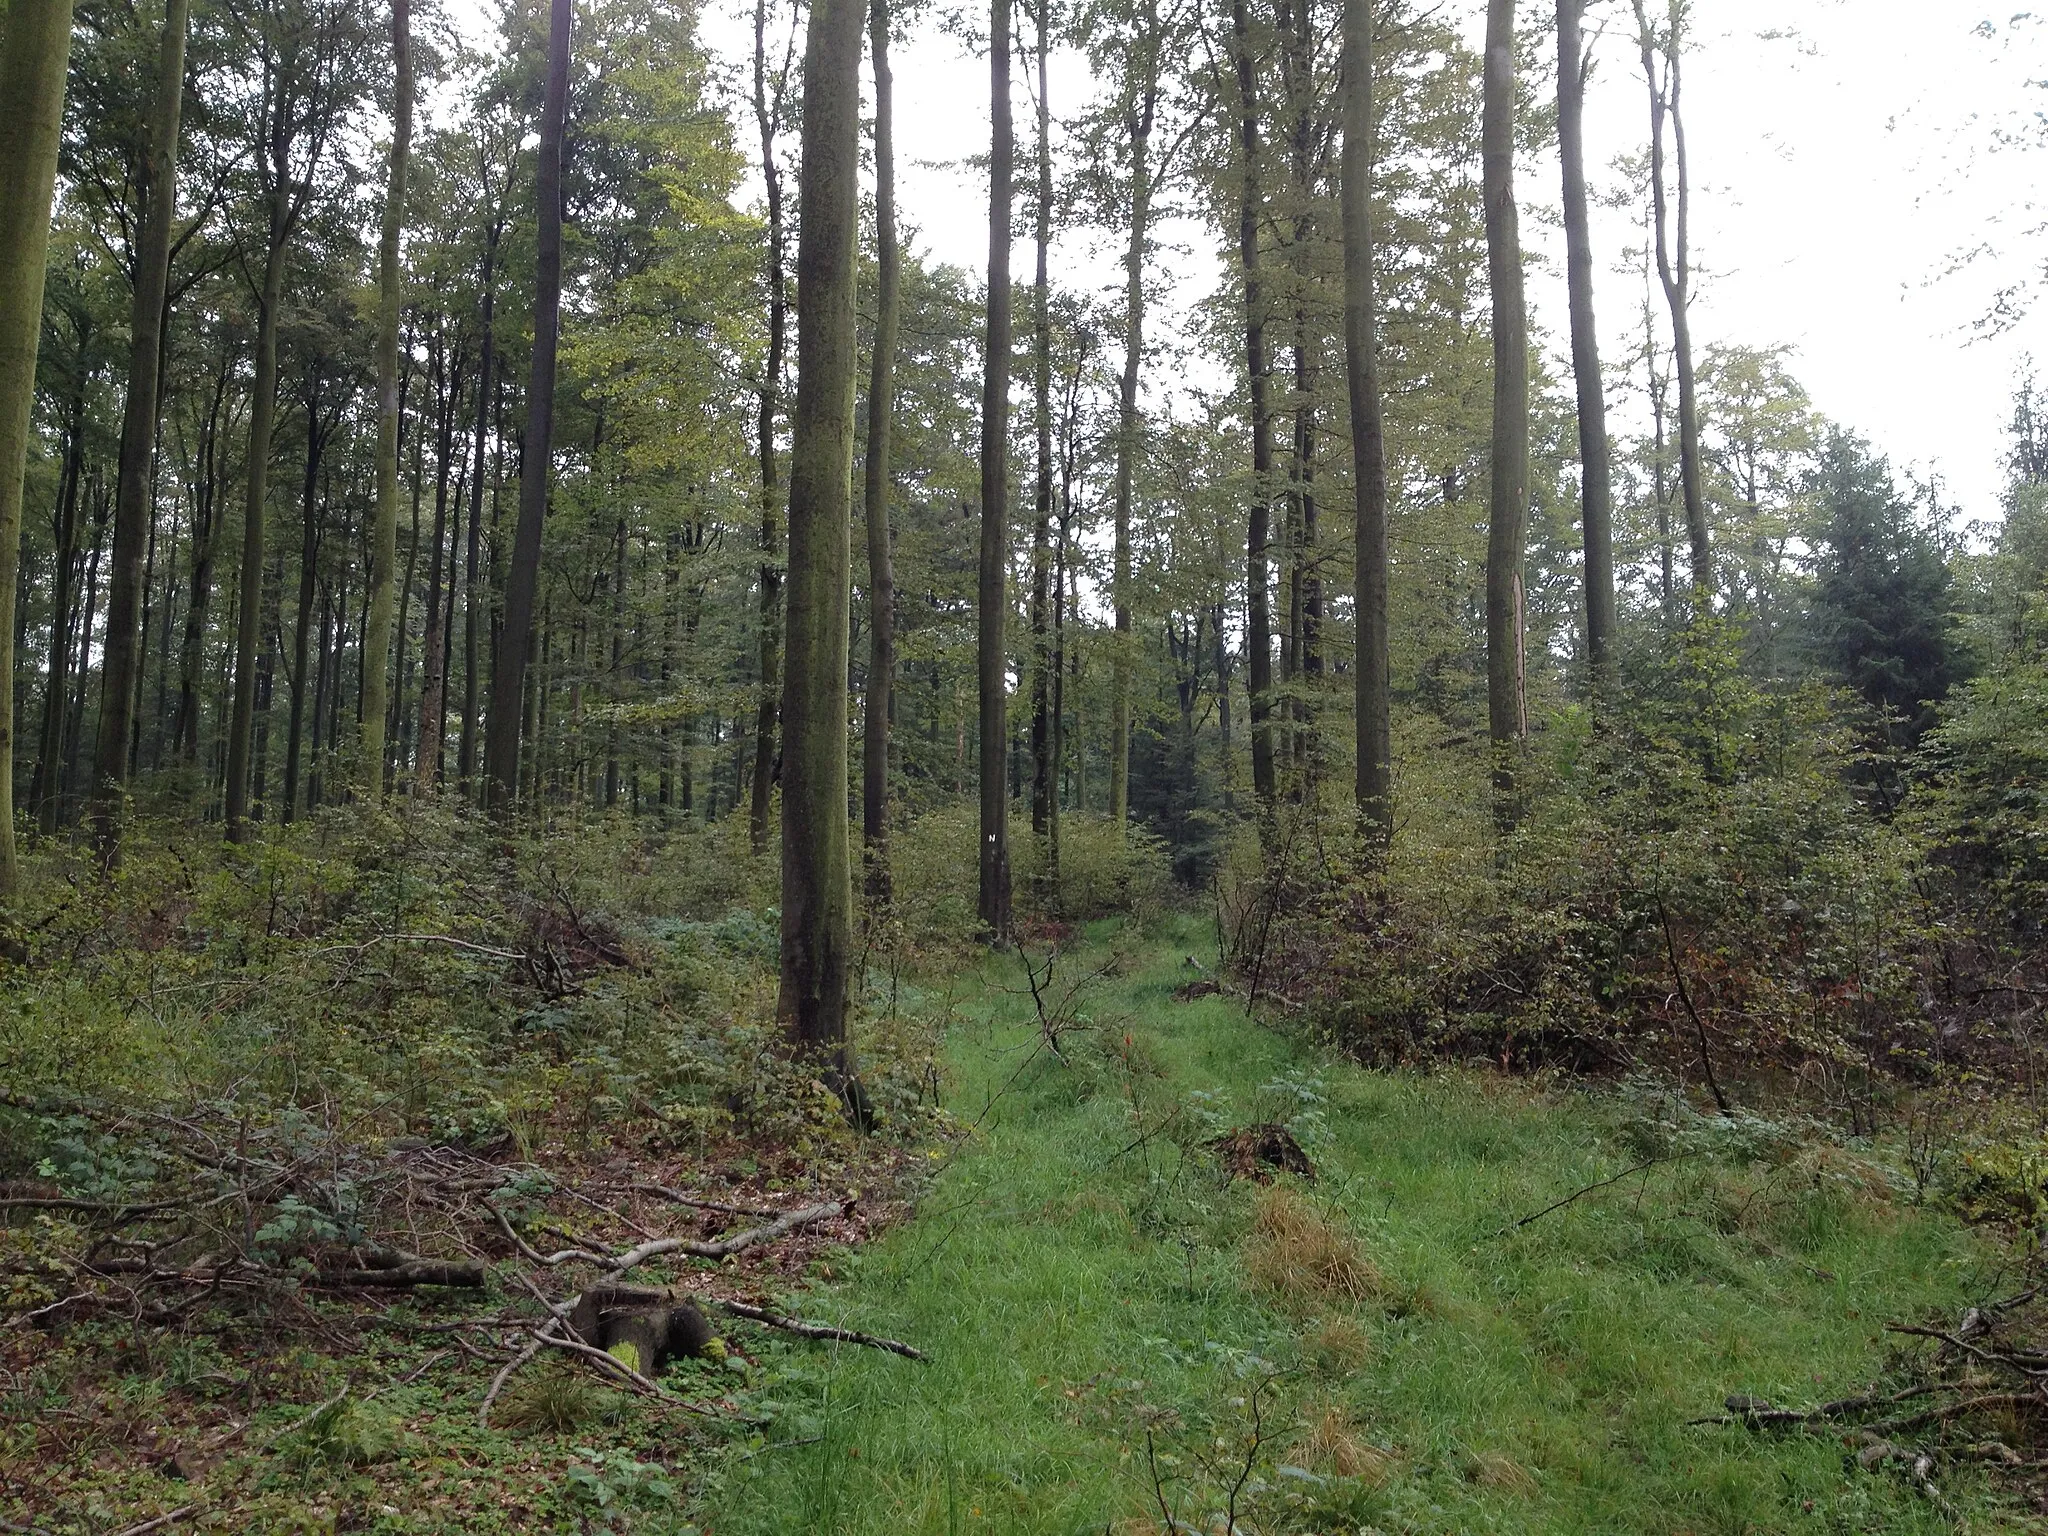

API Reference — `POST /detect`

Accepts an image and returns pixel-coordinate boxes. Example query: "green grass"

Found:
[712,915,2014,1535]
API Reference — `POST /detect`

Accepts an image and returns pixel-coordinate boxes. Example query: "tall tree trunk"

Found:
[225,191,290,842]
[1633,0,1708,591]
[978,0,1015,942]
[779,0,863,1070]
[484,0,569,812]
[360,0,414,799]
[861,0,899,896]
[1482,0,1530,825]
[1109,0,1159,836]
[32,387,85,834]
[416,336,457,790]
[0,0,76,894]
[66,487,112,809]
[605,515,623,806]
[749,0,790,854]
[1558,0,1615,683]
[282,368,328,823]
[1342,0,1391,838]
[92,0,193,858]
[1029,1,1053,851]
[1231,0,1277,812]
[1279,0,1319,792]
[459,222,497,794]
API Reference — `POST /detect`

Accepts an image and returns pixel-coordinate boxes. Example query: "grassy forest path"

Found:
[713,914,2005,1535]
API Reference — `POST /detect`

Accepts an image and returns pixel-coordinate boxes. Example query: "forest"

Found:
[2,0,2047,1527]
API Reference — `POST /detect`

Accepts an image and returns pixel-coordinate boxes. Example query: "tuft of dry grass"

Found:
[1295,1399,1393,1484]
[1308,1315,1374,1373]
[1465,1448,1539,1496]
[1244,1186,1382,1309]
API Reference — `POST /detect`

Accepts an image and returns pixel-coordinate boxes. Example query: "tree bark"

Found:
[92,0,193,858]
[0,0,77,894]
[459,219,498,794]
[226,193,290,841]
[749,0,790,855]
[1029,0,1054,853]
[778,0,864,1069]
[1558,0,1615,683]
[416,334,457,790]
[32,385,85,834]
[1342,0,1391,839]
[484,0,570,812]
[1231,0,1278,813]
[861,0,899,897]
[282,366,332,823]
[978,0,1015,942]
[360,0,413,800]
[1633,0,1709,592]
[1109,0,1160,836]
[1482,0,1530,825]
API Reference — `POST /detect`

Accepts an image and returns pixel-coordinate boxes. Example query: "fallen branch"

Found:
[621,1182,786,1220]
[108,1509,199,1536]
[498,1200,843,1275]
[311,1253,485,1289]
[1491,1154,1694,1239]
[713,1298,927,1361]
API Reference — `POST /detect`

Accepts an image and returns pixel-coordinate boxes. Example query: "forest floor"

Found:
[5,912,2035,1534]
[714,915,2028,1535]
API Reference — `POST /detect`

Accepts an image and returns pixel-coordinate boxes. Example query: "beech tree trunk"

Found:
[1231,0,1277,812]
[360,0,414,799]
[1109,0,1161,836]
[1342,0,1391,839]
[92,0,193,858]
[459,218,497,793]
[749,0,790,855]
[978,0,1015,942]
[226,192,290,841]
[1482,0,1530,823]
[484,0,569,812]
[778,0,864,1068]
[32,387,85,834]
[1558,0,1615,682]
[1029,2,1054,850]
[415,334,457,790]
[861,0,899,896]
[0,0,77,894]
[1634,0,1709,592]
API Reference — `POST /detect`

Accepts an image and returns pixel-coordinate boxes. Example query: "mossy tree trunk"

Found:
[1342,0,1391,842]
[1558,0,1616,684]
[779,0,865,1066]
[861,0,900,900]
[0,0,78,895]
[1482,0,1530,827]
[1230,0,1277,813]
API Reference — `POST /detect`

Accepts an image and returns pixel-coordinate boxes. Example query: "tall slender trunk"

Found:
[1109,0,1159,835]
[176,358,227,764]
[750,0,790,854]
[1278,0,1319,792]
[1482,0,1530,825]
[484,0,569,811]
[92,0,193,857]
[459,221,497,793]
[32,387,85,833]
[66,487,112,808]
[225,190,290,841]
[282,368,327,822]
[1558,0,1615,682]
[1342,0,1391,838]
[861,0,899,896]
[361,0,414,798]
[779,0,864,1068]
[1029,3,1053,851]
[416,336,457,790]
[1633,0,1708,592]
[0,0,77,893]
[978,0,1015,942]
[1231,0,1277,812]
[604,516,623,806]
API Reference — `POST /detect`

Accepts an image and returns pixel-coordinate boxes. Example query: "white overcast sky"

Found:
[535,0,2048,525]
